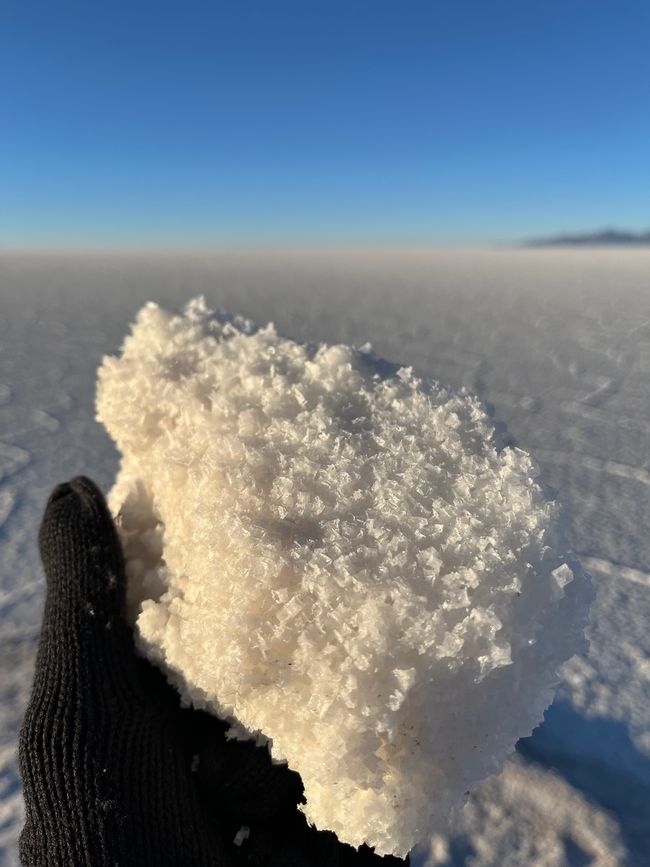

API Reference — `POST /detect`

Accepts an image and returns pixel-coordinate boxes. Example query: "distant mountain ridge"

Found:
[526,228,650,247]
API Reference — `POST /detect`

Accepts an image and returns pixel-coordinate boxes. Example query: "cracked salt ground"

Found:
[1,249,650,864]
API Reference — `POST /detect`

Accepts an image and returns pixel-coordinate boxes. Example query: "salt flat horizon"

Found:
[3,242,650,254]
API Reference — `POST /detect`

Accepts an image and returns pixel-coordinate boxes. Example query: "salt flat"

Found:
[1,248,649,865]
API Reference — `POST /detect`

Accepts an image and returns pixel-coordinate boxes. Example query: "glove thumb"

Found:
[37,475,141,674]
[39,475,125,615]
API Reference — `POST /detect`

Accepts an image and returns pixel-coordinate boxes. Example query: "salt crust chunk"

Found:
[96,297,592,857]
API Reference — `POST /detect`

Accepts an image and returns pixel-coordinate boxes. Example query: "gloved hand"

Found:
[18,476,410,866]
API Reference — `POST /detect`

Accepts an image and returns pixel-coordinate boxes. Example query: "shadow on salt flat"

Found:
[517,699,650,862]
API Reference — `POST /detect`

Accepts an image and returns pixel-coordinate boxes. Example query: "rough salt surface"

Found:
[95,297,592,858]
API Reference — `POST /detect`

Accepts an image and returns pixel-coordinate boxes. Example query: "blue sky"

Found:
[2,0,650,247]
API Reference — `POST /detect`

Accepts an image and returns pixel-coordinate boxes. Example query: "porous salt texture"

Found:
[96,297,592,858]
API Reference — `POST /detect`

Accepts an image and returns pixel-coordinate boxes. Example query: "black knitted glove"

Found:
[18,476,410,867]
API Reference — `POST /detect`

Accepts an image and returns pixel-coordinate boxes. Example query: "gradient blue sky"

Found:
[2,0,650,247]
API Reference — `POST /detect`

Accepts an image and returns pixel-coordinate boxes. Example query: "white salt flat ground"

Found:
[1,249,649,865]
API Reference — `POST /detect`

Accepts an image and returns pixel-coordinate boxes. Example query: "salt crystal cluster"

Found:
[96,297,592,857]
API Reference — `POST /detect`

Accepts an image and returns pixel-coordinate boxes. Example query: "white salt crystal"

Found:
[96,297,593,857]
[233,825,250,846]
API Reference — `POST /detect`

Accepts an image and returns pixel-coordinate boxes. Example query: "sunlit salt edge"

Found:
[96,297,594,857]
